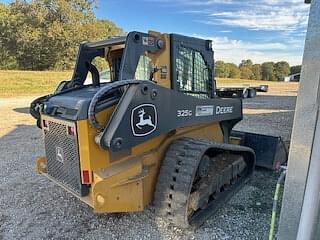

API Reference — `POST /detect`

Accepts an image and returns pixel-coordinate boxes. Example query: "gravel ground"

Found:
[0,83,298,240]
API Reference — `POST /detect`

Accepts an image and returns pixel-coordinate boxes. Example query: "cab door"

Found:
[170,34,215,98]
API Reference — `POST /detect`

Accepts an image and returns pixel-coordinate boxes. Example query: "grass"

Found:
[0,70,72,97]
[0,70,292,97]
[216,78,280,87]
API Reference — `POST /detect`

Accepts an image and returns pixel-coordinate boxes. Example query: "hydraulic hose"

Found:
[88,79,140,130]
[269,167,287,240]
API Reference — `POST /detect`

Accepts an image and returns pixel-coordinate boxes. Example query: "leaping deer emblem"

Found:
[136,108,155,129]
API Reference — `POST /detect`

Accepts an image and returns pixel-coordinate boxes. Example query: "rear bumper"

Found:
[37,114,153,213]
[36,157,93,207]
[36,155,150,213]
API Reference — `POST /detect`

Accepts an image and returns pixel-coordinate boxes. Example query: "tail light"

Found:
[81,170,91,184]
[67,126,75,136]
[43,120,49,128]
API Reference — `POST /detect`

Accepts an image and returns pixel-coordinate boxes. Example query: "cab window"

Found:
[176,46,209,98]
[134,55,153,80]
[85,56,111,85]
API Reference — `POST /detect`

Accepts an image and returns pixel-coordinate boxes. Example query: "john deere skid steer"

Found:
[30,31,285,228]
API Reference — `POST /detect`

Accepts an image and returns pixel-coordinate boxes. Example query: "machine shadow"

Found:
[13,107,30,114]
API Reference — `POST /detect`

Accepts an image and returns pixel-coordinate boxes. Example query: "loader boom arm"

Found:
[96,81,242,151]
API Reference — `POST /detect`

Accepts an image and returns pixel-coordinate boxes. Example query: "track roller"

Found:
[154,138,255,228]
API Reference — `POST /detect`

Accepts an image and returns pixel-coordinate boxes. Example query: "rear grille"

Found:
[43,119,88,196]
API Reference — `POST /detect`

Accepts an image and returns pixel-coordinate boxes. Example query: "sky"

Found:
[95,0,310,66]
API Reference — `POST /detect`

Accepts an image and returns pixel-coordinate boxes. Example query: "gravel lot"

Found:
[0,83,298,240]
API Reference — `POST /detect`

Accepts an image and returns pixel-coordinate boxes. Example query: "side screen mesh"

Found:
[176,46,210,98]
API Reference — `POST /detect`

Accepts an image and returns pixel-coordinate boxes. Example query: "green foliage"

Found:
[227,63,241,78]
[239,66,253,79]
[0,48,17,70]
[239,59,253,68]
[215,61,229,78]
[261,62,276,81]
[290,65,302,75]
[92,56,109,72]
[0,3,17,69]
[0,0,122,70]
[251,64,261,80]
[215,61,241,78]
[274,61,290,80]
[214,59,291,81]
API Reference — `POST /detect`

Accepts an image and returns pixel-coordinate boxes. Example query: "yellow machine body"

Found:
[37,114,223,212]
[35,30,235,214]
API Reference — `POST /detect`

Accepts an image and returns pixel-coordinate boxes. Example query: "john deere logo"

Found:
[56,146,64,163]
[131,104,157,136]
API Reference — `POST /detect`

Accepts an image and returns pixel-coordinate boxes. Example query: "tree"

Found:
[215,61,230,78]
[290,65,302,75]
[261,62,276,81]
[238,59,253,79]
[251,64,261,80]
[227,63,240,78]
[0,0,122,70]
[0,3,17,69]
[240,66,253,79]
[239,59,253,69]
[274,61,290,80]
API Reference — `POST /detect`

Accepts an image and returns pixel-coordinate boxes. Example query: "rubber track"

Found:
[153,137,255,229]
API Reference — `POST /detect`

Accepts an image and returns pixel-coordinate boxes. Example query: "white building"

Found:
[284,73,301,82]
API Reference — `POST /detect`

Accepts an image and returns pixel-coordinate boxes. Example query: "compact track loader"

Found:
[30,31,286,228]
